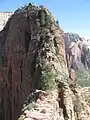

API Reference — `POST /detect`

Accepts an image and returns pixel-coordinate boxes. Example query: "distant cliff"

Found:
[0,12,13,31]
[63,33,90,70]
[63,33,90,87]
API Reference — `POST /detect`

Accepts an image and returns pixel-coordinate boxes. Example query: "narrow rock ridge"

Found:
[0,5,68,120]
[0,4,90,120]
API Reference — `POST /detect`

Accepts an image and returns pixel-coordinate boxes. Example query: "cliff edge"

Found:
[0,4,90,120]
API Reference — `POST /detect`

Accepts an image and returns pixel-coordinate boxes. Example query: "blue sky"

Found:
[0,0,90,39]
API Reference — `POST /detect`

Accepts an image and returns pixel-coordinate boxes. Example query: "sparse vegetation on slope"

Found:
[76,70,90,87]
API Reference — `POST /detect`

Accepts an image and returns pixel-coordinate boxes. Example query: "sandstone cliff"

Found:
[0,4,68,120]
[0,4,90,120]
[63,33,90,87]
[63,33,90,71]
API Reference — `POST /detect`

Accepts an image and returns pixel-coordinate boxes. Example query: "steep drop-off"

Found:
[0,4,90,120]
[0,5,68,120]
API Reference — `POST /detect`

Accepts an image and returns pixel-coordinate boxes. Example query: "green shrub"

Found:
[22,92,38,112]
[40,11,45,26]
[45,15,50,25]
[74,98,82,113]
[73,95,82,120]
[40,18,45,26]
[18,115,24,120]
[36,19,40,27]
[39,67,56,90]
[76,70,90,87]
[37,9,50,27]
[56,20,59,26]
[23,102,37,111]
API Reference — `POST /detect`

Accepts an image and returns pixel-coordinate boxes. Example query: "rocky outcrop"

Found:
[0,4,90,120]
[0,4,68,120]
[18,83,90,120]
[17,6,90,120]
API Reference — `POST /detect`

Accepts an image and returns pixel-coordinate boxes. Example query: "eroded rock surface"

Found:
[0,5,68,120]
[63,33,90,71]
[0,4,90,120]
[18,83,90,120]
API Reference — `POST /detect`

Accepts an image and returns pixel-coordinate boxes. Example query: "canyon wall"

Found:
[0,5,68,120]
[0,5,90,120]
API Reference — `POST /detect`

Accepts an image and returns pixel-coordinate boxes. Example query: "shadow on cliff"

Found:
[0,10,43,120]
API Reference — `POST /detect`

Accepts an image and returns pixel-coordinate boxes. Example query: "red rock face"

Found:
[0,6,68,120]
[0,10,38,120]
